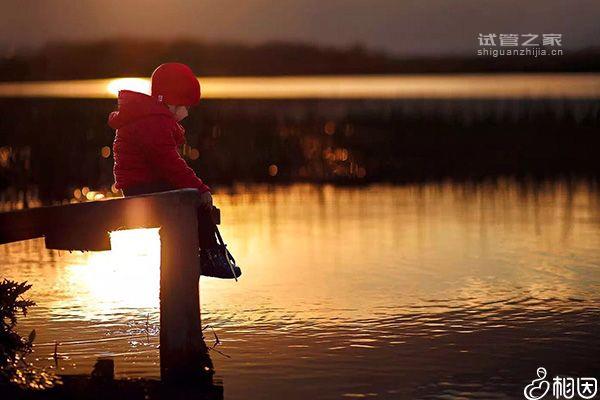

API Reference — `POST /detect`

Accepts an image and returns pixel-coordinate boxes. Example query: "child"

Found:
[108,62,241,279]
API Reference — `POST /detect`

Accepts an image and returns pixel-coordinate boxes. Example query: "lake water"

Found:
[2,181,600,399]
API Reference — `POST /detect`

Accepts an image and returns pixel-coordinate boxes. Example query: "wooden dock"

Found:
[0,189,216,383]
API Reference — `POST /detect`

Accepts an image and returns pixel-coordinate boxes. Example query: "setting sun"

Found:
[106,78,151,96]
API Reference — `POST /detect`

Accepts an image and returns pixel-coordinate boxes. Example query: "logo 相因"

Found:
[524,367,598,400]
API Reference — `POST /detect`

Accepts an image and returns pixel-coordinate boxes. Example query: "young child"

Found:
[108,62,240,279]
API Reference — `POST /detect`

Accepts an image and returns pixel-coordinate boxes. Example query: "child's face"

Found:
[167,104,190,122]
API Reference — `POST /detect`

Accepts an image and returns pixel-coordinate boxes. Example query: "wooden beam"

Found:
[0,189,205,249]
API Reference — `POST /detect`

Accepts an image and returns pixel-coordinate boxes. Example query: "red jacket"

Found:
[108,90,210,194]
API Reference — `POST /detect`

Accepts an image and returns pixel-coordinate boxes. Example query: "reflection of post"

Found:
[159,195,210,383]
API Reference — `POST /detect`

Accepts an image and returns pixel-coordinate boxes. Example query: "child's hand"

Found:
[199,191,213,210]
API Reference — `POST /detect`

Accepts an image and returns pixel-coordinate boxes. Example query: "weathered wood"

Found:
[0,189,218,249]
[158,198,211,382]
[0,189,215,382]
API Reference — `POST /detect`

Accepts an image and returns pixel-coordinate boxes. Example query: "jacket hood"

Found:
[108,90,175,129]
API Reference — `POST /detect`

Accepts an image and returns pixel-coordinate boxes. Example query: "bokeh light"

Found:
[189,148,200,160]
[268,164,279,176]
[100,146,111,158]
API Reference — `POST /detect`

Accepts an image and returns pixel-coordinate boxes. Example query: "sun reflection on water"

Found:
[8,181,600,324]
[1,182,600,387]
[55,228,161,319]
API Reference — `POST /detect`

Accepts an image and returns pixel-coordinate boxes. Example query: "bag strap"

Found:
[214,224,225,247]
[213,225,239,281]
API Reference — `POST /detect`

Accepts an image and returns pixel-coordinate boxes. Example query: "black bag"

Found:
[199,225,241,280]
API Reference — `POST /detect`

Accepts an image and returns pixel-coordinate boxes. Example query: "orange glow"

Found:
[66,228,161,315]
[268,164,278,176]
[4,182,600,331]
[2,182,599,381]
[106,78,150,96]
[324,121,336,135]
[189,148,200,160]
[0,147,11,167]
[100,146,111,158]
[336,148,349,161]
[1,74,600,99]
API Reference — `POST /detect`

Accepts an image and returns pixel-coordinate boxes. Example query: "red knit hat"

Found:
[151,63,201,106]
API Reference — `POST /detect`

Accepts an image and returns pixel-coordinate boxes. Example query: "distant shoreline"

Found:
[1,39,600,82]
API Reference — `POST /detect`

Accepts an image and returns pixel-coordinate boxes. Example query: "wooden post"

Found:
[158,195,211,383]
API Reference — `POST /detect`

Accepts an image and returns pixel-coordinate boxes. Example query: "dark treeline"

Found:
[1,38,600,81]
[0,97,599,204]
